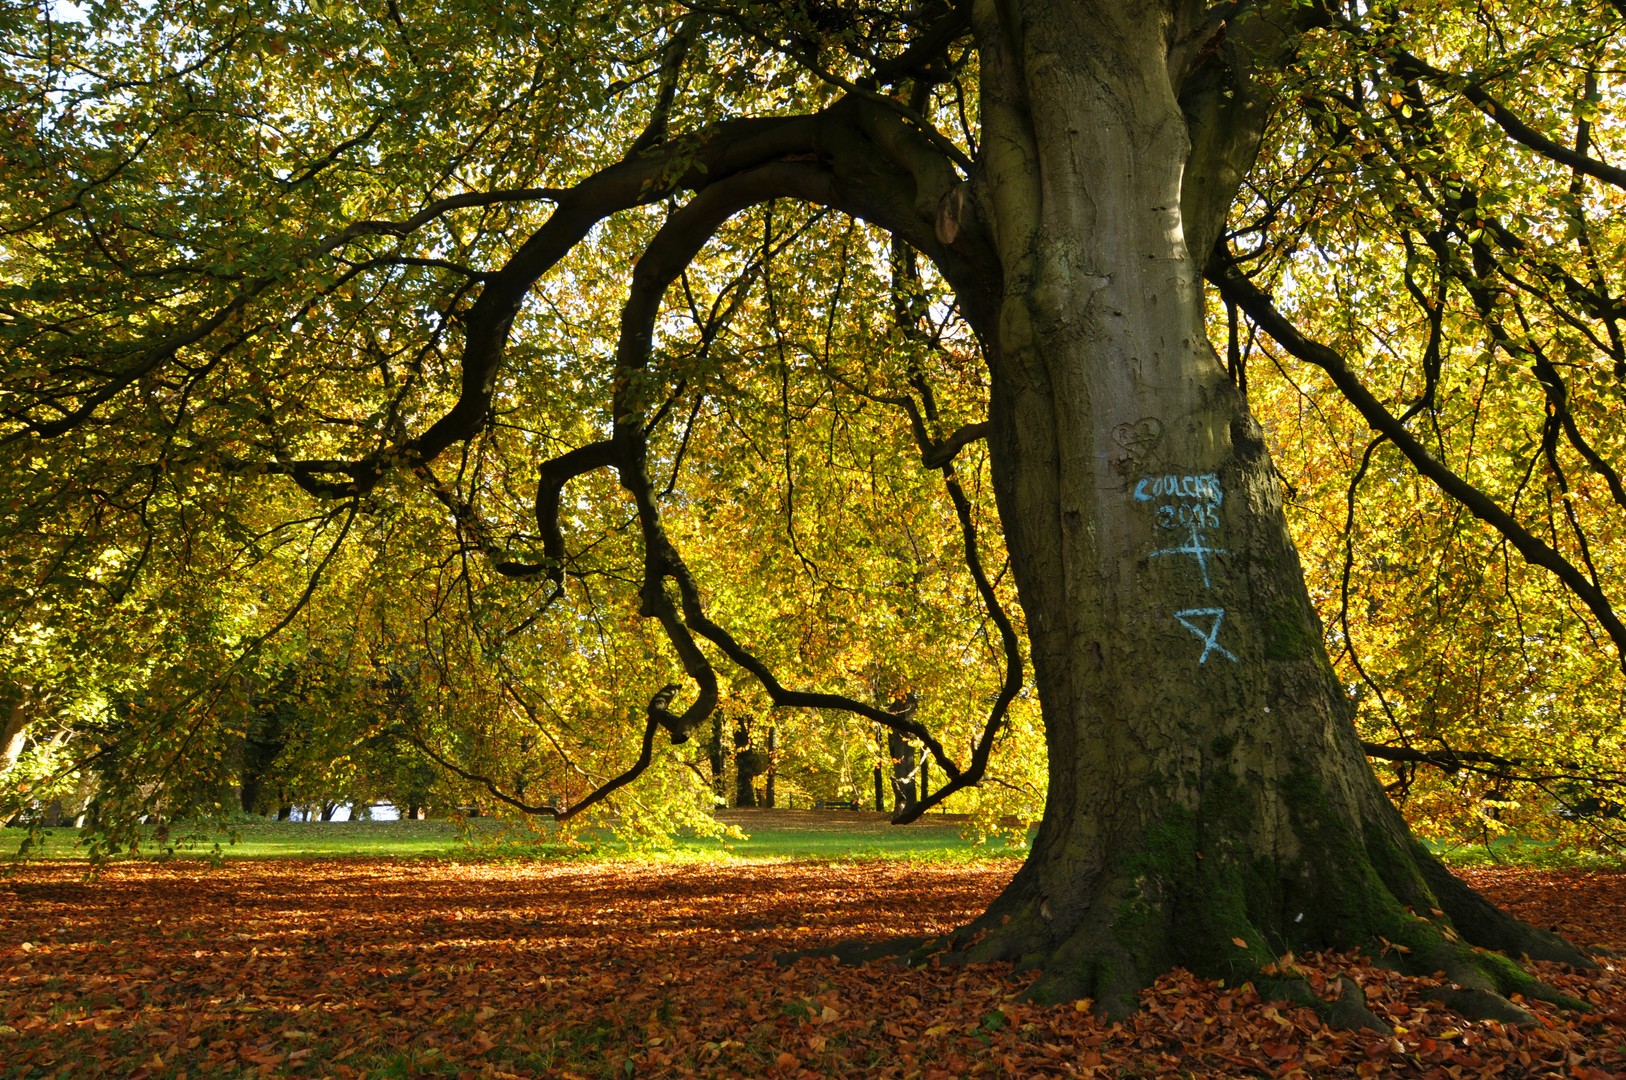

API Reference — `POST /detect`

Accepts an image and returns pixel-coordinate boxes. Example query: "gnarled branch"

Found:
[1209,253,1626,666]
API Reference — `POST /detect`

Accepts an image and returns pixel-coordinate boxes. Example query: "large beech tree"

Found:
[5,0,1626,1015]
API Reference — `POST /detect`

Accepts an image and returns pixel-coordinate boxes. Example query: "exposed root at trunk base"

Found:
[918,905,1572,1031]
[912,780,1596,1029]
[781,775,1598,1032]
[1320,976,1393,1032]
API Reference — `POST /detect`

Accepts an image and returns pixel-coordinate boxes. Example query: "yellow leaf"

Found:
[1232,937,1248,948]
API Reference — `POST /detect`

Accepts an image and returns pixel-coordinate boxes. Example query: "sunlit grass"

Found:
[1423,831,1626,869]
[12,811,1622,868]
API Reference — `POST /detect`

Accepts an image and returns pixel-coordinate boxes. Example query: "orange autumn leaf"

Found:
[2,858,1625,1079]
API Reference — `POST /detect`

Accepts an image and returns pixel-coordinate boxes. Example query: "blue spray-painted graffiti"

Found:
[1135,471,1237,664]
[1133,473,1223,504]
[1174,608,1238,664]
[1149,525,1225,589]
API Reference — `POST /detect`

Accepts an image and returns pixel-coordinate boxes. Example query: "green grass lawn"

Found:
[2,807,1031,863]
[1420,830,1626,868]
[13,810,1606,867]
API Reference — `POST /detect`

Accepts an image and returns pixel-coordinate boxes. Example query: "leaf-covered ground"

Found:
[3,856,1625,1079]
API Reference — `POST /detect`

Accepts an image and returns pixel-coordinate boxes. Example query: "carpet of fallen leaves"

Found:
[4,855,1626,1080]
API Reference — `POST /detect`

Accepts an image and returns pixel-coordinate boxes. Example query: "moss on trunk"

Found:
[921,0,1599,1026]
[942,762,1590,1023]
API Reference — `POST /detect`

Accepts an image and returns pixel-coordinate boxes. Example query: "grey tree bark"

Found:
[888,731,917,812]
[0,679,53,778]
[0,697,28,776]
[944,0,1593,1016]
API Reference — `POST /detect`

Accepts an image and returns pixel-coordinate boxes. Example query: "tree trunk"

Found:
[957,0,1589,1016]
[873,729,886,811]
[706,711,726,803]
[733,720,757,808]
[0,696,29,775]
[764,727,776,809]
[888,732,917,813]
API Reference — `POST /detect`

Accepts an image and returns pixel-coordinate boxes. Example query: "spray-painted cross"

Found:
[1174,608,1238,664]
[1150,523,1226,589]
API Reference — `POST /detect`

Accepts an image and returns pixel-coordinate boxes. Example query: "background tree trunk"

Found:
[888,732,917,813]
[958,0,1589,1014]
[733,719,757,808]
[873,728,887,811]
[0,696,30,775]
[764,727,776,809]
[706,712,726,804]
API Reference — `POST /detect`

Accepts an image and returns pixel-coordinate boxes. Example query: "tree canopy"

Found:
[3,0,1626,1016]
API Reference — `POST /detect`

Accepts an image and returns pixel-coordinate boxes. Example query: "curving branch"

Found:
[870,0,972,86]
[868,242,1021,824]
[1363,740,1626,796]
[1366,39,1626,191]
[204,95,986,818]
[4,113,824,460]
[602,162,975,776]
[534,440,619,579]
[1209,254,1626,666]
[889,448,1023,824]
[205,93,990,828]
[921,421,992,468]
[628,17,702,155]
[407,691,667,822]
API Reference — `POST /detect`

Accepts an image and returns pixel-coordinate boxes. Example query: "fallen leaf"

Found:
[0,857,1623,1080]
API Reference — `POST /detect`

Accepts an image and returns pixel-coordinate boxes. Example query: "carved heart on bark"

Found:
[1110,417,1165,458]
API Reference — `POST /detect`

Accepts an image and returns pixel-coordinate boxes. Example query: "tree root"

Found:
[787,916,1588,1032]
[781,787,1598,1032]
[870,837,1598,1030]
[1320,976,1393,1032]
